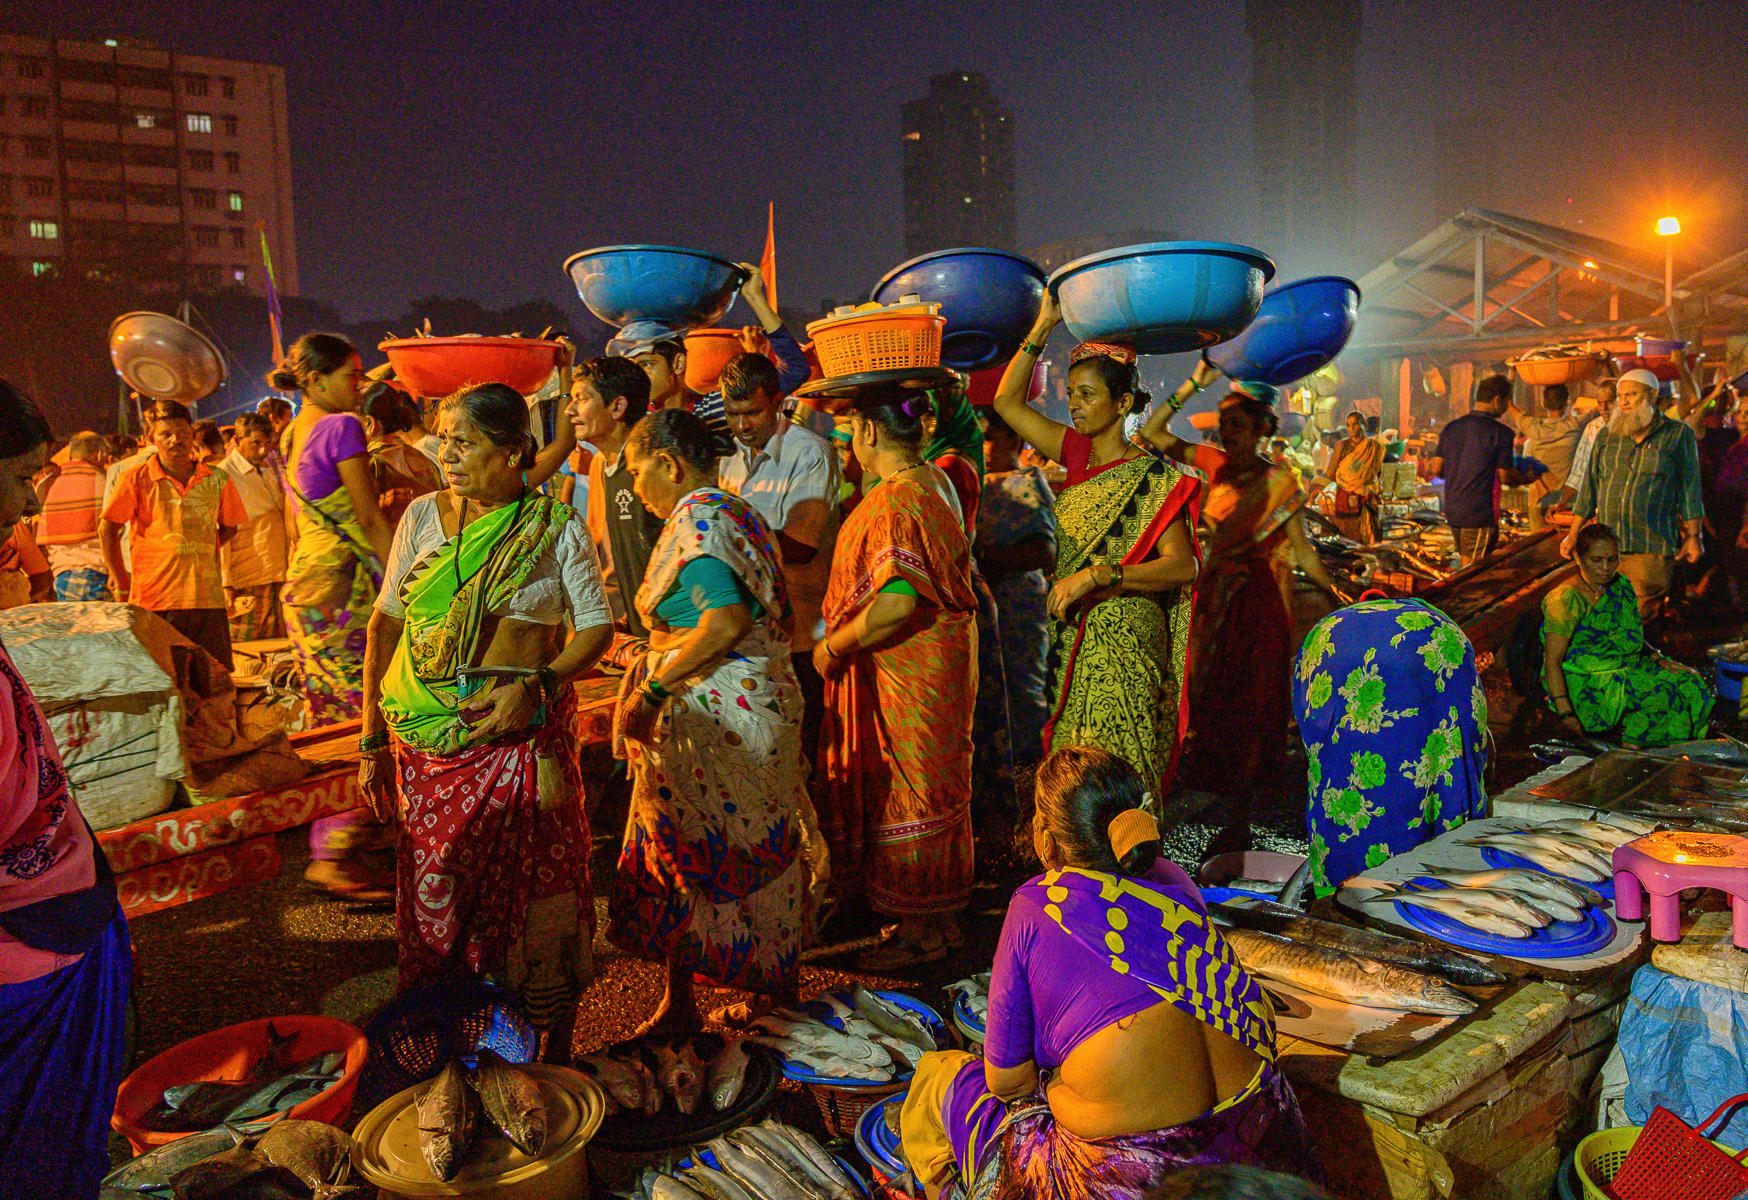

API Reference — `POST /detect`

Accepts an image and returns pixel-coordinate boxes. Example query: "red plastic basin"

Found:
[379,337,564,398]
[113,1015,368,1154]
[965,359,1045,408]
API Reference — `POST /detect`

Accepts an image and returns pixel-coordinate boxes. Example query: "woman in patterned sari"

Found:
[360,384,612,1061]
[274,334,399,899]
[609,409,822,1031]
[1294,599,1488,895]
[1312,411,1383,544]
[815,381,979,967]
[901,747,1319,1200]
[1542,523,1711,747]
[992,294,1201,807]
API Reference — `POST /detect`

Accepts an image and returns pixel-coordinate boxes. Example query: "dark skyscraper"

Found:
[1245,0,1360,259]
[901,71,1016,256]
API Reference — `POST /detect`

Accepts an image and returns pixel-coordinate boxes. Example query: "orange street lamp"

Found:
[1658,217,1681,313]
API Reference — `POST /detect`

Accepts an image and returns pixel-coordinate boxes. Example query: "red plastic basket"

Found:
[1607,1095,1748,1200]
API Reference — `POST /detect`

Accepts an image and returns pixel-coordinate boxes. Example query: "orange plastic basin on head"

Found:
[113,1016,368,1155]
[1510,355,1604,387]
[682,329,778,394]
[380,337,564,399]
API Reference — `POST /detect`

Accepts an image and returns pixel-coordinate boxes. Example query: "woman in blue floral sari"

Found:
[1293,599,1488,895]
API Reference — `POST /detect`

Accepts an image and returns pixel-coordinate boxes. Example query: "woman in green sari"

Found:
[991,294,1201,805]
[359,383,614,1060]
[1543,523,1711,747]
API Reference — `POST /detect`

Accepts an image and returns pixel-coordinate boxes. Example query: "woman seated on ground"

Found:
[900,746,1319,1200]
[1542,522,1712,748]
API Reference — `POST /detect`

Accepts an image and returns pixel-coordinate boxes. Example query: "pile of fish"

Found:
[139,1025,345,1134]
[624,1119,862,1200]
[580,1036,751,1118]
[1209,898,1505,1017]
[746,987,936,1082]
[947,973,989,1025]
[102,1120,358,1199]
[414,1049,547,1181]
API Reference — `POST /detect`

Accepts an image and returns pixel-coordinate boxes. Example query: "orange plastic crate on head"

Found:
[807,312,945,376]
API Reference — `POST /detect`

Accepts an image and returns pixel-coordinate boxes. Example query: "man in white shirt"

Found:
[1559,380,1616,511]
[718,351,841,757]
[217,412,290,641]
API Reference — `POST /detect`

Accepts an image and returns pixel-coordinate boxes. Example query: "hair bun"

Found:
[900,394,928,418]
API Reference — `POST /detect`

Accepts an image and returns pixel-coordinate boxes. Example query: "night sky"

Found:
[26,0,1748,320]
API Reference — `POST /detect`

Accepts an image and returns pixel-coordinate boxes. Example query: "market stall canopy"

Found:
[1345,209,1748,361]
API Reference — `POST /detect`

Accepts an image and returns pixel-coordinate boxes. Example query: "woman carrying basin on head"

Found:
[359,383,612,1060]
[990,293,1201,805]
[1542,522,1711,748]
[899,746,1320,1200]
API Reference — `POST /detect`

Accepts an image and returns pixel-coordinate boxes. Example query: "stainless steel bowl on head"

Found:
[107,311,227,405]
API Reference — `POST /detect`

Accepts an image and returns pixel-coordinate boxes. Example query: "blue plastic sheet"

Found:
[1619,965,1748,1149]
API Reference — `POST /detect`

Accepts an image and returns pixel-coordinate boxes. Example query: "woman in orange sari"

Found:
[815,380,979,968]
[1176,390,1341,849]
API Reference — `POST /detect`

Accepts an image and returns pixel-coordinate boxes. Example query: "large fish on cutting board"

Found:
[1206,899,1507,987]
[1222,927,1477,1016]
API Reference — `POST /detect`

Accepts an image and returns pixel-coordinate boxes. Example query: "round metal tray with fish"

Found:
[589,1035,781,1153]
[1388,877,1616,959]
[855,1093,915,1192]
[1482,849,1617,902]
[779,990,948,1089]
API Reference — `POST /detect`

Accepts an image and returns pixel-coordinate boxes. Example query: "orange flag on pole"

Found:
[759,202,778,310]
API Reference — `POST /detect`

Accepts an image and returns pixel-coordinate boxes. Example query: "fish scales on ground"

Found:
[470,1047,547,1156]
[706,1038,750,1110]
[416,1059,477,1182]
[252,1120,353,1192]
[1221,927,1477,1015]
[1358,888,1538,938]
[1205,899,1507,987]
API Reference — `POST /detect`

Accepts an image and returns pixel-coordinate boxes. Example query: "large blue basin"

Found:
[562,245,748,329]
[1207,275,1361,386]
[870,247,1047,371]
[1047,241,1274,355]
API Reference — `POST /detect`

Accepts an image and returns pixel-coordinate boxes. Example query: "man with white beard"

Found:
[1562,369,1704,618]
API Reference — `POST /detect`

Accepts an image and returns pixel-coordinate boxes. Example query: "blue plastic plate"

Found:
[1200,884,1280,906]
[1481,848,1616,902]
[1389,878,1616,959]
[774,989,946,1088]
[855,1092,911,1182]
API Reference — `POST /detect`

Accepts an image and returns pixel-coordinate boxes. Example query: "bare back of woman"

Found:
[1049,996,1265,1138]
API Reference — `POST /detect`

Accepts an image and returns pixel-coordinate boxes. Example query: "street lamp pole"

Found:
[1658,216,1681,318]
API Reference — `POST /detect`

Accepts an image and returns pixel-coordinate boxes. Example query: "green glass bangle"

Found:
[1020,340,1046,356]
[359,731,390,753]
[644,675,670,701]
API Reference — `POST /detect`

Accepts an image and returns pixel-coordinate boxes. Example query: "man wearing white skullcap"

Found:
[1561,369,1704,618]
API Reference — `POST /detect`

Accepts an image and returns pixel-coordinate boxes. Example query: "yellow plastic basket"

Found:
[1576,1125,1742,1200]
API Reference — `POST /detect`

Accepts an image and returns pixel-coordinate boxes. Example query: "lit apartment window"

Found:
[189,188,216,210]
[188,149,214,171]
[185,113,211,134]
[229,226,245,249]
[135,112,157,129]
[19,95,48,119]
[28,220,58,240]
[220,76,235,99]
[24,177,52,199]
[223,151,241,173]
[193,226,219,248]
[21,137,50,160]
[184,74,208,97]
[17,57,46,79]
[32,262,53,276]
[232,267,247,285]
[227,191,243,213]
[221,114,238,136]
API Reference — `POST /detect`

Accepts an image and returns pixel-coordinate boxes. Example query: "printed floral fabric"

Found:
[1293,599,1488,894]
[608,488,815,993]
[282,483,380,724]
[1541,574,1711,746]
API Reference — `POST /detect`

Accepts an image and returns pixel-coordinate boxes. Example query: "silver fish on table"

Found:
[680,1164,758,1200]
[1222,927,1477,1015]
[1597,813,1661,836]
[748,1014,897,1069]
[651,1177,711,1200]
[1412,866,1603,910]
[705,1039,750,1111]
[1359,888,1539,938]
[1536,818,1643,849]
[744,1034,894,1082]
[578,1053,644,1113]
[1462,833,1611,881]
[755,1118,862,1200]
[1386,883,1553,929]
[1206,900,1507,987]
[706,1136,813,1200]
[849,986,936,1051]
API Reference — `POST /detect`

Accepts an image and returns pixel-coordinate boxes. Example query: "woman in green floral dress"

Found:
[1542,523,1711,748]
[1293,599,1489,895]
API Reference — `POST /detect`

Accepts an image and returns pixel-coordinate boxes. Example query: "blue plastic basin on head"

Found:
[1207,275,1361,386]
[1047,241,1275,355]
[562,244,749,329]
[871,247,1047,371]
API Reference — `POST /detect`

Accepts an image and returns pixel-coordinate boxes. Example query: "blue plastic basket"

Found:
[357,979,536,1111]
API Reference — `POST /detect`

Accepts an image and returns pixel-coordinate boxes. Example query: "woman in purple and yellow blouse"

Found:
[899,746,1320,1200]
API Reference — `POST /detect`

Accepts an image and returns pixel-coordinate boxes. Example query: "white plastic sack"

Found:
[48,695,180,829]
[0,602,174,702]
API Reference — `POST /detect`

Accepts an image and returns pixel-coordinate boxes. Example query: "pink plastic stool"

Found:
[1613,830,1748,946]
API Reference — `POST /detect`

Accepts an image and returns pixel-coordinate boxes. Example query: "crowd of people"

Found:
[5,278,1748,1196]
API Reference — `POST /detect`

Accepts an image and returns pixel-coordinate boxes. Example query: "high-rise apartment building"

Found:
[901,71,1015,256]
[0,32,296,297]
[1245,0,1360,257]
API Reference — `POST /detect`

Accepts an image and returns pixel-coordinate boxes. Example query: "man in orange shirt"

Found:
[0,524,52,608]
[34,431,113,600]
[99,400,248,669]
